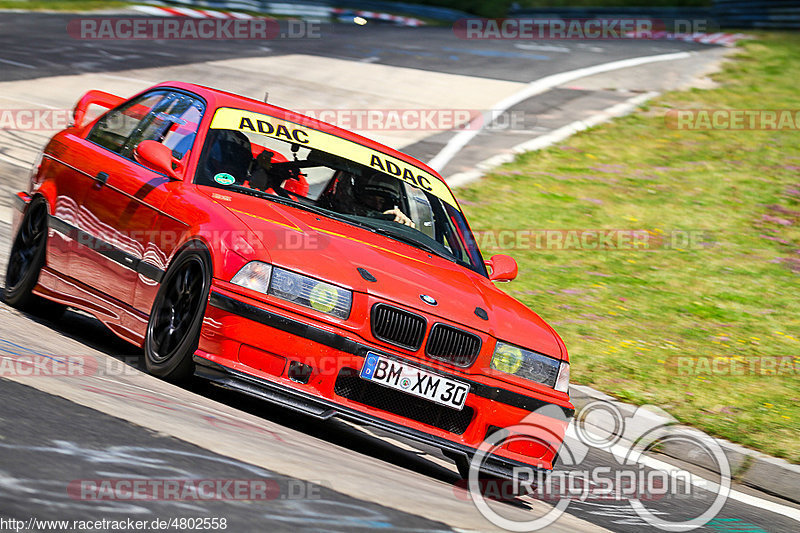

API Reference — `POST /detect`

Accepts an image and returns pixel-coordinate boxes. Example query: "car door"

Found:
[44,91,166,279]
[73,91,204,323]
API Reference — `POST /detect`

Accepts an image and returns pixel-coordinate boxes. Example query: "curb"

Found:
[570,384,800,504]
[621,30,750,47]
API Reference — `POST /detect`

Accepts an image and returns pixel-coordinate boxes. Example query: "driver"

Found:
[356,173,416,228]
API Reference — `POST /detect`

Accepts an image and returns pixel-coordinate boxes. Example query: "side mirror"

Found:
[134,140,179,179]
[72,90,124,129]
[486,254,518,282]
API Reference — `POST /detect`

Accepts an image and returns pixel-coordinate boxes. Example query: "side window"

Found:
[161,97,204,160]
[404,183,435,239]
[132,93,205,160]
[87,91,167,155]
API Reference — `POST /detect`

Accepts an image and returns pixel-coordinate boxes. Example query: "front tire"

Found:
[3,197,65,319]
[144,246,212,381]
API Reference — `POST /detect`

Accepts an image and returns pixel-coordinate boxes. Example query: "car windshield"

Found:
[195,109,487,276]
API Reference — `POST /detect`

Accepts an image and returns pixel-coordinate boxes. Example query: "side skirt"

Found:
[34,267,149,347]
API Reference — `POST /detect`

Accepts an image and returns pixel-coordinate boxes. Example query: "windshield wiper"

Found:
[219,186,450,258]
[369,226,447,257]
[236,191,375,232]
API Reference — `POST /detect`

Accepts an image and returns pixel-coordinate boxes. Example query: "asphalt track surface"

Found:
[0,14,705,82]
[0,11,799,533]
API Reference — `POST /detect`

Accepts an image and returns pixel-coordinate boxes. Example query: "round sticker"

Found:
[213,173,236,186]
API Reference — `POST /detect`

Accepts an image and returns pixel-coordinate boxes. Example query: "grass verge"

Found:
[460,32,800,462]
[0,0,127,11]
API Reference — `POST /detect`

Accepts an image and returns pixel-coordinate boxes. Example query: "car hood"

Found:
[210,192,564,359]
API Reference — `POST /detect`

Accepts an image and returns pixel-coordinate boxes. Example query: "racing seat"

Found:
[202,129,253,185]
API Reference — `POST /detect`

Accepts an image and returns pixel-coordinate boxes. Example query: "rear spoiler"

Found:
[72,90,125,129]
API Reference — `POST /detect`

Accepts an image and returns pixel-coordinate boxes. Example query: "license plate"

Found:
[360,353,469,410]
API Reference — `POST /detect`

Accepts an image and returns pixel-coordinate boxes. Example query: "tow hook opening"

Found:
[288,361,313,384]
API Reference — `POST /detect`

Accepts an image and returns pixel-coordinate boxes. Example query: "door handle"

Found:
[94,172,109,186]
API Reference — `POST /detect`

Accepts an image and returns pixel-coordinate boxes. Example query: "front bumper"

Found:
[197,284,574,478]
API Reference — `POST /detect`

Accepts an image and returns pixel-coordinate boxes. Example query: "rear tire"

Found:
[144,245,212,382]
[3,197,65,320]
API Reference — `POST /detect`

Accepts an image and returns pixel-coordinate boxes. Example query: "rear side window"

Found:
[87,91,166,155]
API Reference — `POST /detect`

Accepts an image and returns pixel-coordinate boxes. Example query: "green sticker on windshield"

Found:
[213,173,236,186]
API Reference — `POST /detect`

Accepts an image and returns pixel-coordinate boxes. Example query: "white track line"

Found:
[581,426,800,523]
[0,153,30,170]
[428,51,691,172]
[99,73,158,85]
[446,91,658,188]
[0,94,58,109]
[0,57,36,70]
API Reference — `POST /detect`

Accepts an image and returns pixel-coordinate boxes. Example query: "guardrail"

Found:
[712,0,800,28]
[134,0,800,29]
[509,1,799,30]
[160,0,332,17]
[145,0,468,21]
[332,1,468,21]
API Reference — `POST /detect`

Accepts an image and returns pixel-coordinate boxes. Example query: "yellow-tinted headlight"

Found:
[491,341,565,390]
[491,343,523,374]
[309,282,339,313]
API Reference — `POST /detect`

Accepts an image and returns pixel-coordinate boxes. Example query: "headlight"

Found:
[231,261,272,293]
[231,262,352,320]
[491,341,567,391]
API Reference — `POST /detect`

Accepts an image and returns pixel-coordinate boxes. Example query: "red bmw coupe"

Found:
[4,82,573,479]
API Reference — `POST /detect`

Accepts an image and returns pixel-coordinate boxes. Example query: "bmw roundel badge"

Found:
[420,294,437,306]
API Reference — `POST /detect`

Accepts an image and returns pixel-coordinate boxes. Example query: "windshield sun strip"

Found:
[208,107,460,210]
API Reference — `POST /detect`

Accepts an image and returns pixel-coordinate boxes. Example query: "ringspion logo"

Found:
[465,403,731,531]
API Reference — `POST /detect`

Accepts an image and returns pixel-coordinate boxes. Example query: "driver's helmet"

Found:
[358,172,402,212]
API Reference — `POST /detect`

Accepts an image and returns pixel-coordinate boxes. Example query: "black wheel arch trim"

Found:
[208,291,575,419]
